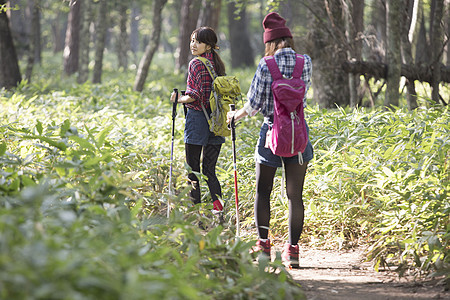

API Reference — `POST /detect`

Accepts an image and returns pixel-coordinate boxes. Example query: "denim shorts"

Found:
[255,121,314,168]
[184,109,225,146]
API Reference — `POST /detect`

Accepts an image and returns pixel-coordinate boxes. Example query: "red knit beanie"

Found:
[263,12,292,43]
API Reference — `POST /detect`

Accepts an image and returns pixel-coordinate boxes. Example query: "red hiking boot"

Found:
[282,243,300,268]
[212,199,223,212]
[252,239,271,257]
[212,199,224,224]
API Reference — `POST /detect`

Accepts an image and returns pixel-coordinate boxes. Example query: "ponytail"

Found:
[212,49,226,76]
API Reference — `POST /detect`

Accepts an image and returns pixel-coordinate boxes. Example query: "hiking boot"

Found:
[252,239,271,257]
[212,200,224,224]
[212,199,224,212]
[282,243,300,268]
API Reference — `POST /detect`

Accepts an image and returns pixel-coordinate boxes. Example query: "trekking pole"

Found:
[181,90,187,117]
[229,104,240,236]
[168,88,178,218]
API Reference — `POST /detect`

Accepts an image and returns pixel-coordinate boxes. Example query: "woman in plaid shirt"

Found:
[171,27,226,219]
[227,12,313,268]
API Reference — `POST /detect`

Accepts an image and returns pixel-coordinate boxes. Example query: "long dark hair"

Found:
[192,27,226,76]
[264,37,296,57]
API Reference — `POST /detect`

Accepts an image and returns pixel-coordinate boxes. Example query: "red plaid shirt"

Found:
[185,52,214,110]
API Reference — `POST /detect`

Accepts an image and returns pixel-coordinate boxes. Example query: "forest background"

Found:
[0,0,449,299]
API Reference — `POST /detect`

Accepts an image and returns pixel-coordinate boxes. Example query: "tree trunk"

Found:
[63,0,81,76]
[78,0,92,84]
[227,1,254,69]
[130,1,140,63]
[365,0,386,63]
[133,0,167,92]
[33,0,41,64]
[280,0,295,28]
[175,0,201,72]
[7,0,27,58]
[92,0,108,84]
[25,0,40,82]
[384,0,402,108]
[51,11,66,53]
[306,0,349,108]
[352,0,364,107]
[415,9,429,66]
[401,0,419,110]
[447,0,450,67]
[283,1,309,55]
[344,0,364,108]
[197,0,221,30]
[0,0,22,89]
[117,0,129,70]
[429,0,444,104]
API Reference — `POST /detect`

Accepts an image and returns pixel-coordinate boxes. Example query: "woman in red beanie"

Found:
[227,12,313,268]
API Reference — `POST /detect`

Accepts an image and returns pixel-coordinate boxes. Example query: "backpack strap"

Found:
[292,54,305,79]
[196,56,217,79]
[264,56,282,80]
[264,54,305,79]
[195,57,215,124]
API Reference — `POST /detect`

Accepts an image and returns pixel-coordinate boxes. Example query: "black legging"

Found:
[255,161,307,245]
[185,143,222,204]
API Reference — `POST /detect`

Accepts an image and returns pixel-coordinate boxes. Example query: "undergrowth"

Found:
[0,52,448,298]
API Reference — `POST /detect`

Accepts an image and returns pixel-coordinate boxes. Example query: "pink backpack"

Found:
[264,54,308,160]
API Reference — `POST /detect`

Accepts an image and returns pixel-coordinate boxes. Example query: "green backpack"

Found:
[197,57,241,137]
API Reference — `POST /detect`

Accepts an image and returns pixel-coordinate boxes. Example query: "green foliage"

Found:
[301,104,449,275]
[227,100,448,277]
[0,187,303,299]
[1,50,448,299]
[0,55,305,299]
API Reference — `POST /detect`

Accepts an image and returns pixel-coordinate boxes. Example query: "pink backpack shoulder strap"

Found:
[292,54,305,78]
[265,54,305,79]
[263,56,282,80]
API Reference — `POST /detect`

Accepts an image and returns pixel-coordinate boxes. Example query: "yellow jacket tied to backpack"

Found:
[197,57,241,137]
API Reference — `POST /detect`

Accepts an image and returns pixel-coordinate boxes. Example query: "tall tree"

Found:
[31,0,41,64]
[344,0,364,107]
[197,0,221,30]
[78,0,92,84]
[446,0,450,67]
[92,0,108,84]
[130,0,140,61]
[7,0,27,58]
[175,0,201,72]
[280,0,296,28]
[384,0,402,108]
[280,1,310,56]
[133,0,167,92]
[429,0,444,104]
[51,10,66,53]
[0,0,21,89]
[401,0,419,110]
[306,0,350,108]
[366,0,386,63]
[342,0,450,107]
[227,1,254,68]
[63,0,82,76]
[117,0,129,70]
[415,9,429,66]
[25,0,40,82]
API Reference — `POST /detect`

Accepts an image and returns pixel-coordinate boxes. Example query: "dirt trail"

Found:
[273,245,448,300]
